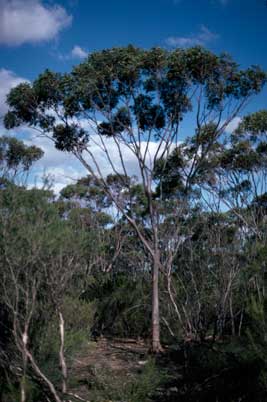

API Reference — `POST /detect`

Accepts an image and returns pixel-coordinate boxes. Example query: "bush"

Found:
[84,358,164,402]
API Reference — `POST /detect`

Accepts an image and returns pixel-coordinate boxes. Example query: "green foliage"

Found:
[0,136,43,181]
[4,46,266,154]
[85,358,163,402]
[154,147,186,197]
[235,110,267,137]
[166,339,266,402]
[85,274,151,338]
[0,184,94,399]
[37,297,95,385]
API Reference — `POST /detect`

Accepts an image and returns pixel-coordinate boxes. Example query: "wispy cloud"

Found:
[0,0,72,46]
[71,45,88,59]
[165,25,219,47]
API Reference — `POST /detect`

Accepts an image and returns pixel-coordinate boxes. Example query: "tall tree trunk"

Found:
[20,376,26,402]
[152,255,163,353]
[58,311,67,395]
[21,330,28,402]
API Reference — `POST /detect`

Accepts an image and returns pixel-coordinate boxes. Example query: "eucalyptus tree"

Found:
[200,110,267,233]
[0,135,43,184]
[221,110,267,319]
[4,45,266,351]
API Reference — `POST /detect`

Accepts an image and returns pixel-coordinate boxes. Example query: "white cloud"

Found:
[223,116,242,133]
[0,0,72,46]
[35,166,82,194]
[10,125,173,193]
[3,113,241,194]
[71,45,87,59]
[0,68,29,116]
[165,25,218,48]
[56,45,88,61]
[81,134,176,181]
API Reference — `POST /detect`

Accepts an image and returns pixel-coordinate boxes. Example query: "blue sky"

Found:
[0,0,266,191]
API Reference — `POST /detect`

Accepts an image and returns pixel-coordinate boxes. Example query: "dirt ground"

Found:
[69,337,151,401]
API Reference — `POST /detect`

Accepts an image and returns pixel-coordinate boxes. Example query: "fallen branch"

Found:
[66,392,90,402]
